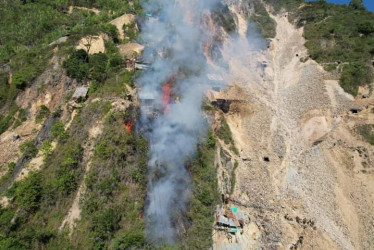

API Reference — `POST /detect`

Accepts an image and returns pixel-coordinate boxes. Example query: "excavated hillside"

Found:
[0,1,373,249]
[212,4,374,250]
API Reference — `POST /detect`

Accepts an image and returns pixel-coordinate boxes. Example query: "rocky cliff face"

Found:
[211,1,374,249]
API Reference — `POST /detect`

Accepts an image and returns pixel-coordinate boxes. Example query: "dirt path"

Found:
[214,7,374,250]
[68,6,100,15]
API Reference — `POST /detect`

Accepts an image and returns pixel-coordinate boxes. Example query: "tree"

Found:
[14,172,42,213]
[89,52,108,82]
[349,0,365,10]
[20,140,38,159]
[63,49,89,81]
[111,230,146,250]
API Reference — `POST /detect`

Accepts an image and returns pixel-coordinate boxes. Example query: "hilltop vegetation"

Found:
[0,0,141,135]
[265,0,374,96]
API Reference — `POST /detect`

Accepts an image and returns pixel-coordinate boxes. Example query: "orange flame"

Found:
[125,120,134,133]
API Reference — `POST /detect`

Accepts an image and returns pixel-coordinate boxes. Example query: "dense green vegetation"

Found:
[265,0,374,96]
[19,140,39,159]
[250,0,277,38]
[180,131,220,249]
[63,45,127,84]
[216,116,238,154]
[212,3,237,34]
[0,100,121,249]
[216,116,233,144]
[1,0,372,249]
[0,0,141,133]
[70,111,149,249]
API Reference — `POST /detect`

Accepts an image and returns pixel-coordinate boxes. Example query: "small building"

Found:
[215,205,246,234]
[139,92,155,115]
[72,86,88,102]
[135,63,150,70]
[125,59,135,69]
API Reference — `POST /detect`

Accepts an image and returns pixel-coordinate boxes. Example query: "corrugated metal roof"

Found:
[228,218,236,228]
[72,86,88,99]
[217,215,229,225]
[236,211,245,221]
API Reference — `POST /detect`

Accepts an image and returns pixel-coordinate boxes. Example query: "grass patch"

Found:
[230,161,239,195]
[90,70,135,98]
[216,116,233,144]
[357,124,374,145]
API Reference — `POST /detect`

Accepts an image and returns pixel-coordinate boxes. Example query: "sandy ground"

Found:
[118,43,144,58]
[213,7,374,250]
[16,141,57,182]
[68,6,100,15]
[110,14,136,40]
[76,34,107,55]
[0,120,41,176]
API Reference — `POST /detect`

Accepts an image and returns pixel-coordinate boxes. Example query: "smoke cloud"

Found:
[137,0,267,244]
[137,0,221,244]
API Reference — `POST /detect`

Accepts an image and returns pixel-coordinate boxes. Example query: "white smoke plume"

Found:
[137,0,221,244]
[137,0,267,244]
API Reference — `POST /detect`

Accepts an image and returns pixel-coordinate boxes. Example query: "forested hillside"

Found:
[0,1,150,249]
[0,0,373,249]
[265,0,374,96]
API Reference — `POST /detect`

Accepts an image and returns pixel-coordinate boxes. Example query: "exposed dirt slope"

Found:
[214,9,374,250]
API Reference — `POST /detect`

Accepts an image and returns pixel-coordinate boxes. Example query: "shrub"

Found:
[89,52,108,82]
[90,208,120,244]
[20,140,38,158]
[181,132,219,248]
[0,208,15,233]
[40,140,53,160]
[55,167,78,195]
[36,105,50,123]
[101,23,119,43]
[14,172,42,212]
[63,49,89,81]
[51,121,69,141]
[212,3,236,33]
[0,162,15,186]
[230,161,239,195]
[12,108,27,129]
[122,22,138,41]
[340,62,372,96]
[206,130,216,149]
[109,53,123,69]
[250,0,276,38]
[216,116,233,144]
[111,230,146,250]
